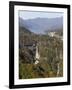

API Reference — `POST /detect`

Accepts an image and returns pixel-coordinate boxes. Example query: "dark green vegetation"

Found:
[19,26,63,79]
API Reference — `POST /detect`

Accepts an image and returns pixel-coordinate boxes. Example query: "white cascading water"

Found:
[35,45,40,64]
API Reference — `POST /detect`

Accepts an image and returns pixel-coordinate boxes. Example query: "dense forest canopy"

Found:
[19,25,63,79]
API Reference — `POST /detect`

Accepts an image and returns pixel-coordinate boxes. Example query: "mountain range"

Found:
[19,17,63,34]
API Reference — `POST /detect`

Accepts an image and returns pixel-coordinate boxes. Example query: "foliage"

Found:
[19,27,63,79]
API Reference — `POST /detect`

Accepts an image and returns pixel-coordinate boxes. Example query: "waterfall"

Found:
[35,46,40,59]
[34,45,40,64]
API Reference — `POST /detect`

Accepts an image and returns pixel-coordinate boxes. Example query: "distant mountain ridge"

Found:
[19,17,63,34]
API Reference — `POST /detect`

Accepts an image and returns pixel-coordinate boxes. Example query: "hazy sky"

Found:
[19,11,63,20]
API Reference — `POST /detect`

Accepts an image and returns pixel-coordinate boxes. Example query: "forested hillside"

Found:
[19,26,63,79]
